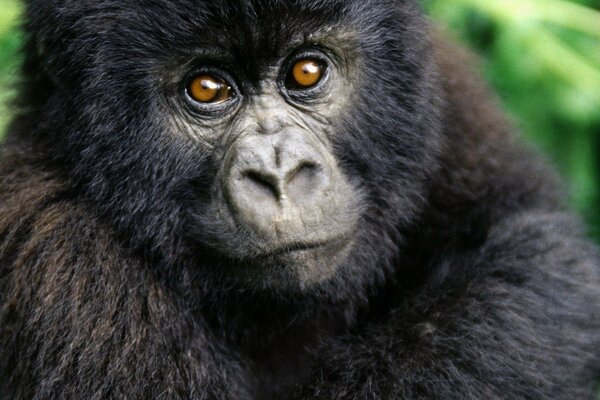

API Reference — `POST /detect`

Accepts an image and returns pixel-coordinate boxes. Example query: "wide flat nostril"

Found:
[285,161,325,202]
[243,170,281,200]
[285,161,319,185]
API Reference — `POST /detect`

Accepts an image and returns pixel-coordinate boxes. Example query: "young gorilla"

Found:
[1,0,599,398]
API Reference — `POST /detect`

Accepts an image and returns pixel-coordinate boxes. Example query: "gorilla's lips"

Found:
[232,232,356,289]
[251,234,353,260]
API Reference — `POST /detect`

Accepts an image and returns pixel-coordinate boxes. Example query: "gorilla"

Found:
[1,0,599,399]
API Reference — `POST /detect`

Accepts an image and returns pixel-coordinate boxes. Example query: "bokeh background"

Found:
[425,0,600,241]
[0,0,599,238]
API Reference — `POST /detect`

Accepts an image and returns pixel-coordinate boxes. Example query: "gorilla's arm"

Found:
[299,212,600,399]
[0,162,249,400]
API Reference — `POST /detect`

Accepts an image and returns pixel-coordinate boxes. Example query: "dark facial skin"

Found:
[164,37,361,289]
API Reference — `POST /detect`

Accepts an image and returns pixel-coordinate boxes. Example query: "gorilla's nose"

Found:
[225,131,332,237]
[242,158,321,202]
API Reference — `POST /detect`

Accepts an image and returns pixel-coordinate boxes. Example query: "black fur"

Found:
[1,1,600,399]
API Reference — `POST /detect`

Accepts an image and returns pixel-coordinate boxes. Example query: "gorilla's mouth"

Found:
[232,233,355,287]
[254,235,352,259]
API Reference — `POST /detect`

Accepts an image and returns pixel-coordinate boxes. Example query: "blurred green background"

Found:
[425,0,600,240]
[0,0,20,135]
[0,0,599,238]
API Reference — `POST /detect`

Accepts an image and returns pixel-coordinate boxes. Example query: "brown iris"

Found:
[188,75,232,104]
[290,59,324,89]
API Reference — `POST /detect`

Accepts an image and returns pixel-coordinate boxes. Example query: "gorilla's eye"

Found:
[188,74,233,104]
[287,59,325,89]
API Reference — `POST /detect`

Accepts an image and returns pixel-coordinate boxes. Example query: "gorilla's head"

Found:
[23,0,442,295]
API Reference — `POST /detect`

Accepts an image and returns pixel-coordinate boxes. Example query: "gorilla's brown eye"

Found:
[188,75,232,104]
[289,59,324,89]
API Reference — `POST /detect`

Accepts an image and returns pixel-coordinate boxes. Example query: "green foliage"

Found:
[0,0,599,237]
[0,0,22,137]
[424,0,600,238]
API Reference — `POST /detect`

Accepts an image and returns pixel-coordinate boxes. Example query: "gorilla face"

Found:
[179,35,362,288]
[29,0,442,292]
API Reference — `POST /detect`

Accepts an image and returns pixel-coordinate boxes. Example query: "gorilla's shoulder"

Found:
[429,31,566,221]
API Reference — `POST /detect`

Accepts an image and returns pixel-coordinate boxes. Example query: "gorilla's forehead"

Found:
[189,0,349,20]
[63,0,395,78]
[36,0,423,87]
[147,0,350,25]
[119,0,356,57]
